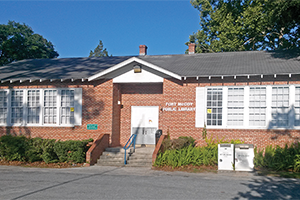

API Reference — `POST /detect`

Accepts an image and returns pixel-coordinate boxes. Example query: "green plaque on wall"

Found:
[87,124,98,130]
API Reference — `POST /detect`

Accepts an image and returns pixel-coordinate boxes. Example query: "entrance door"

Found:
[131,106,159,145]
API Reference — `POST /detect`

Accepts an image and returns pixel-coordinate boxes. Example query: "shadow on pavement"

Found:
[233,176,300,199]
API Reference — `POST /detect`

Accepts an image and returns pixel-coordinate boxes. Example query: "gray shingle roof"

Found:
[0,56,131,81]
[0,50,299,81]
[139,50,300,77]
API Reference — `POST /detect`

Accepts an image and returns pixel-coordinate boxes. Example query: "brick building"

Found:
[0,44,300,148]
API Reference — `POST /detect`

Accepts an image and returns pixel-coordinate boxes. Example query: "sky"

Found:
[0,0,200,58]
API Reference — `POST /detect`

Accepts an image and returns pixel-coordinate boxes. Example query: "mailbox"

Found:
[235,144,254,171]
[218,144,234,171]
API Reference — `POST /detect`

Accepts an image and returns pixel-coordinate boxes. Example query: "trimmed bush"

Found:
[161,136,195,152]
[0,135,29,161]
[54,139,92,163]
[0,135,93,164]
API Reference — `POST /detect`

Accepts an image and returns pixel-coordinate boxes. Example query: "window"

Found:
[249,87,266,126]
[27,90,40,124]
[197,85,296,129]
[44,90,57,124]
[0,91,8,124]
[227,88,244,126]
[207,88,222,126]
[61,90,74,124]
[271,87,289,127]
[295,87,300,126]
[11,90,23,124]
[0,88,82,127]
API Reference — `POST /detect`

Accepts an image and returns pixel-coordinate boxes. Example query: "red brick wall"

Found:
[118,77,300,148]
[0,79,115,143]
[1,75,300,149]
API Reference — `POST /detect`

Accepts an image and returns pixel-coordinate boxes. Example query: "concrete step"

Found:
[99,156,124,161]
[134,147,155,154]
[125,162,153,167]
[97,146,154,167]
[125,147,154,167]
[97,147,131,167]
[126,159,152,165]
[101,152,128,158]
[128,154,153,160]
[96,162,125,167]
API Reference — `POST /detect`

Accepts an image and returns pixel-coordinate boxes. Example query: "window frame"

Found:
[0,89,9,125]
[0,88,82,127]
[202,84,299,130]
[227,87,244,126]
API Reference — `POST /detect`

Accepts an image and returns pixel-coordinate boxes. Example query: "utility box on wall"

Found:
[218,144,234,171]
[234,144,254,171]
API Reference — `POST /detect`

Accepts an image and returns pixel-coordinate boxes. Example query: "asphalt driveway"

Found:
[0,165,299,200]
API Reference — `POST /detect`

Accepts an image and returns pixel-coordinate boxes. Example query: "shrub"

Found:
[254,143,300,172]
[0,135,30,161]
[0,135,93,164]
[160,136,196,153]
[26,137,43,162]
[294,155,300,172]
[154,136,239,168]
[54,139,92,163]
[40,139,58,163]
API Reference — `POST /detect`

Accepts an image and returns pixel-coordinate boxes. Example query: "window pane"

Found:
[0,91,8,123]
[207,88,222,126]
[295,87,300,126]
[60,90,75,124]
[271,86,289,127]
[11,90,23,124]
[227,88,244,126]
[44,90,57,124]
[27,90,40,124]
[249,87,266,126]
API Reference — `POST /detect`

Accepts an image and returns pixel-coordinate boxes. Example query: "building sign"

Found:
[162,102,195,112]
[87,124,98,130]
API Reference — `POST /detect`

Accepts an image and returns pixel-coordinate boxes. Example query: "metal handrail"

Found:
[123,134,137,165]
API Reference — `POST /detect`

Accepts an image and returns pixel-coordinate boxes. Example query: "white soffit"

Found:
[88,57,181,81]
[113,68,163,83]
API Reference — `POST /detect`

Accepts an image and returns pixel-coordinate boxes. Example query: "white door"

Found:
[131,106,159,145]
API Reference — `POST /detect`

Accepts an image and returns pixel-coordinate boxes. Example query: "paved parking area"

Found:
[0,165,299,199]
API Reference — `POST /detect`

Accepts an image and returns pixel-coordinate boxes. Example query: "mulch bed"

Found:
[152,164,218,173]
[0,160,84,168]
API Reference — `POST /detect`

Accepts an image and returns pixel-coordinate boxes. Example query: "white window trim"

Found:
[0,89,9,126]
[0,88,82,127]
[199,84,300,130]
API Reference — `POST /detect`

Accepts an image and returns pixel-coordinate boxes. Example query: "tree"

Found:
[187,0,300,53]
[0,21,59,66]
[89,40,110,57]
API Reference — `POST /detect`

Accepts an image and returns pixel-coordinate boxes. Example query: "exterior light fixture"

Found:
[133,65,142,73]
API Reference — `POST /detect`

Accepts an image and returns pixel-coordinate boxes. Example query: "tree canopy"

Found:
[0,21,59,66]
[89,40,110,57]
[187,0,300,53]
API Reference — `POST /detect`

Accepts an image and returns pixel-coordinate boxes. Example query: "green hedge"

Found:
[0,135,93,163]
[154,136,243,168]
